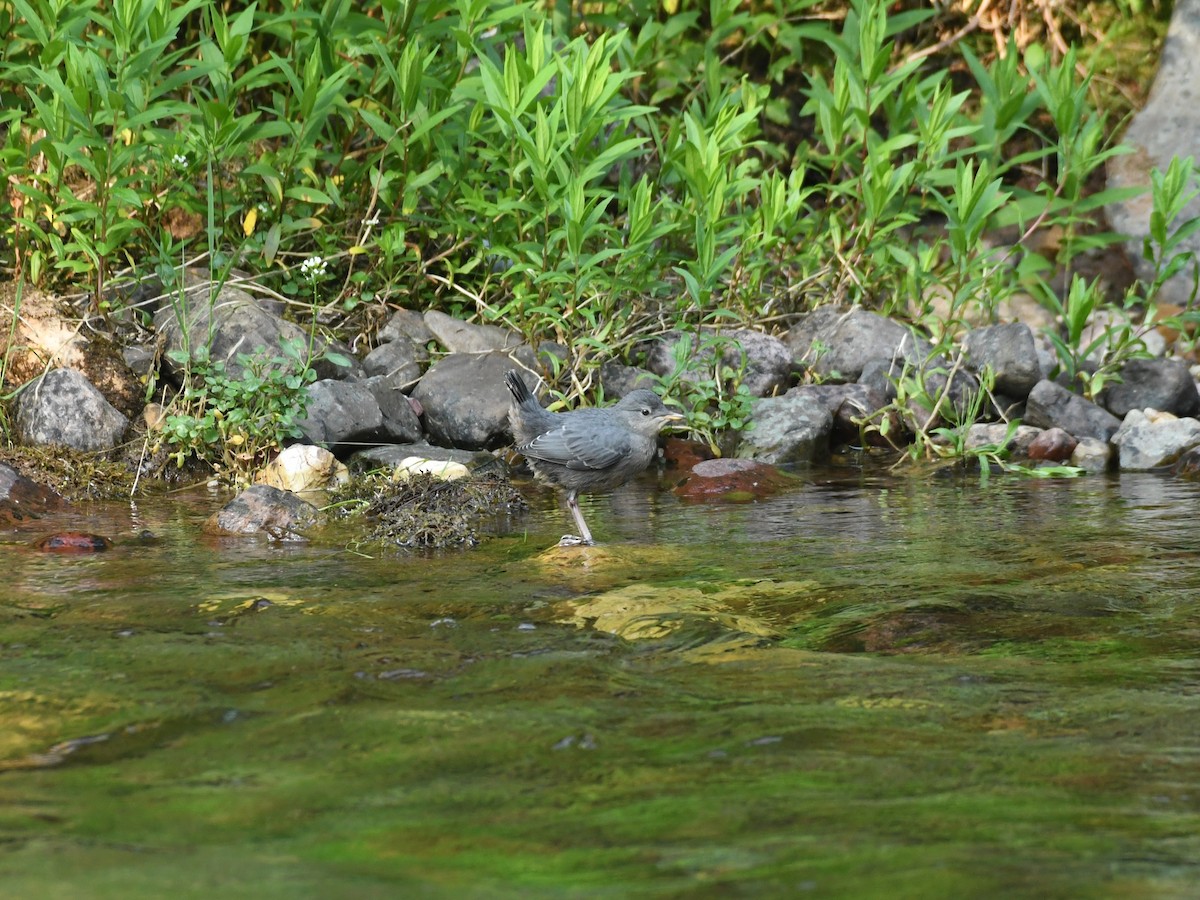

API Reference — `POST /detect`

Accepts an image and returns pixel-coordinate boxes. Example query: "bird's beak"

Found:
[661,409,686,425]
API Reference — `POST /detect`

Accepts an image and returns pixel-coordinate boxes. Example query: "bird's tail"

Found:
[505,370,535,406]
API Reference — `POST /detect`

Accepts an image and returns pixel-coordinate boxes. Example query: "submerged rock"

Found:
[673,458,792,502]
[32,532,112,553]
[203,484,322,538]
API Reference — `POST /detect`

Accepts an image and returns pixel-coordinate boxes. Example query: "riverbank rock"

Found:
[964,423,1042,456]
[424,309,522,353]
[1070,437,1113,473]
[736,389,832,465]
[1024,380,1122,442]
[0,463,59,522]
[350,441,496,475]
[155,282,360,381]
[1106,0,1200,306]
[962,322,1041,398]
[203,484,321,538]
[412,350,537,449]
[255,444,349,492]
[786,306,931,382]
[16,369,129,452]
[645,329,793,397]
[1111,409,1200,470]
[294,377,422,451]
[362,337,426,390]
[1097,357,1200,418]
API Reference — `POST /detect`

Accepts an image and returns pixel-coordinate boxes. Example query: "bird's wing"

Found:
[519,418,631,471]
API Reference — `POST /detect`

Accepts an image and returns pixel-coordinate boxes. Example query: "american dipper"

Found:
[505,370,684,546]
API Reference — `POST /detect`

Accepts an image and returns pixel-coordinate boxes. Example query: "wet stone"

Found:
[1026,427,1078,462]
[673,458,792,502]
[32,532,112,553]
[203,484,322,537]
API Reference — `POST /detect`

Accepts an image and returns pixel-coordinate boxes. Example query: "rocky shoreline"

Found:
[4,274,1200,544]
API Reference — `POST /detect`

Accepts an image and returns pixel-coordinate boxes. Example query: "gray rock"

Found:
[1112,409,1200,470]
[362,338,427,389]
[379,308,435,345]
[16,368,129,452]
[296,380,385,450]
[1098,357,1200,418]
[962,322,1040,398]
[645,329,792,397]
[364,375,423,442]
[203,484,321,537]
[964,423,1042,456]
[795,383,887,440]
[412,349,536,450]
[1024,380,1122,441]
[350,441,497,474]
[736,388,833,465]
[155,284,362,381]
[1070,437,1113,473]
[424,309,522,353]
[599,361,659,398]
[1106,0,1200,305]
[786,306,931,382]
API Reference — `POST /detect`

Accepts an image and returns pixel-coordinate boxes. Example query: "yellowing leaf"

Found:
[662,0,679,13]
[242,207,258,237]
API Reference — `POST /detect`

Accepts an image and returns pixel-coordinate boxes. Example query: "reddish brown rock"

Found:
[672,458,792,502]
[33,532,112,552]
[0,463,60,523]
[662,437,715,471]
[1026,427,1078,462]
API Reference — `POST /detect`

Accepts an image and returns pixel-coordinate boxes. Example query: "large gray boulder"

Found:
[645,329,793,397]
[962,322,1041,399]
[1024,380,1122,442]
[1097,357,1200,418]
[295,380,384,450]
[424,310,522,353]
[412,350,537,449]
[1106,0,1200,305]
[155,284,361,381]
[16,368,129,452]
[362,338,426,390]
[786,306,931,382]
[736,388,833,465]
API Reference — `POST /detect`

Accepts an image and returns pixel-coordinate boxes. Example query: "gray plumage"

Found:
[505,370,683,545]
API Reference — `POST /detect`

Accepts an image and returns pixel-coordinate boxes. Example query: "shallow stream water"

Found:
[1,465,1198,897]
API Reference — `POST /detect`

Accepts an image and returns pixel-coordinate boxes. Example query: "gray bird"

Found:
[505,370,684,546]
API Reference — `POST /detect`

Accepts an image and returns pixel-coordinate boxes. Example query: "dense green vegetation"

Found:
[0,0,1186,472]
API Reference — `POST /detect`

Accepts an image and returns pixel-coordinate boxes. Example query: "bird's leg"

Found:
[559,491,594,547]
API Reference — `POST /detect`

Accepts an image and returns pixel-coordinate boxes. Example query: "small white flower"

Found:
[257,202,270,213]
[172,153,188,167]
[299,255,327,279]
[363,215,380,227]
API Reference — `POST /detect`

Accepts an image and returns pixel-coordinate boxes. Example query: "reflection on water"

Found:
[1,470,1200,897]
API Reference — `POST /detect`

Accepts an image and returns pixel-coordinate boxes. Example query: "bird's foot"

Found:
[558,534,594,547]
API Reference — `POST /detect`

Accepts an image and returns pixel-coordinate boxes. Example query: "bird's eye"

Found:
[641,407,651,416]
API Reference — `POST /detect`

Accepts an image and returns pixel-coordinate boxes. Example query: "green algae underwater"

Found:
[1,468,1198,899]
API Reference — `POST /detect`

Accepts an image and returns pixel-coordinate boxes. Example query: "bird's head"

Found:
[615,390,686,436]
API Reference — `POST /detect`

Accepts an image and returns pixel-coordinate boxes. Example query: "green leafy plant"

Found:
[160,338,317,482]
